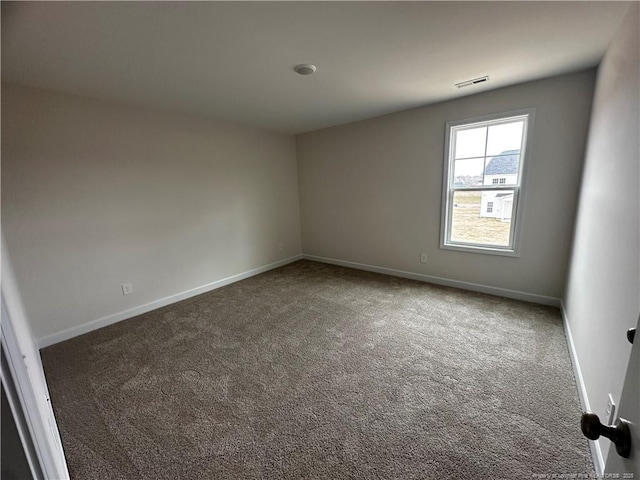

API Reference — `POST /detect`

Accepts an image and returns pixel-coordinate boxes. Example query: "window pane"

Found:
[450,190,514,247]
[453,157,484,186]
[454,126,486,159]
[483,153,520,185]
[486,121,524,156]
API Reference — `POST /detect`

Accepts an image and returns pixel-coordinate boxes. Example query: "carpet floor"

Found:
[41,260,593,479]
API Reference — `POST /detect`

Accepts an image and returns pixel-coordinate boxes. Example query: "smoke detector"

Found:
[455,75,490,89]
[294,64,317,75]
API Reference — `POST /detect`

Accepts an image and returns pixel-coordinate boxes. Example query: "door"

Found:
[605,317,639,477]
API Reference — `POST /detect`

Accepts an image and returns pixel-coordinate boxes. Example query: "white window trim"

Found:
[439,107,536,257]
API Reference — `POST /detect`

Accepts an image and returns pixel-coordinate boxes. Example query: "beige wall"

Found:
[564,4,639,467]
[297,70,596,299]
[2,84,301,341]
[0,68,607,343]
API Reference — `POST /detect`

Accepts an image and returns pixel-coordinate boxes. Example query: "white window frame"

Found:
[440,108,535,256]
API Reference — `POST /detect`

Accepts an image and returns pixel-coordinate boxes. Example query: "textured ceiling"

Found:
[1,2,631,134]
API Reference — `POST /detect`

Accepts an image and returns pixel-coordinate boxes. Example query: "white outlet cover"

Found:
[121,283,133,295]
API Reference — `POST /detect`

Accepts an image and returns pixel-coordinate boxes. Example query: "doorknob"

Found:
[581,412,631,458]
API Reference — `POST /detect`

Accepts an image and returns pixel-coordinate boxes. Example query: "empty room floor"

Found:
[41,260,593,479]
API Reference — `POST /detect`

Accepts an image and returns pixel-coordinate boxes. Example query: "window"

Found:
[440,108,534,255]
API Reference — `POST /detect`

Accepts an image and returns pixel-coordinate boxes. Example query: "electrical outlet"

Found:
[420,253,428,264]
[606,394,615,425]
[121,283,133,295]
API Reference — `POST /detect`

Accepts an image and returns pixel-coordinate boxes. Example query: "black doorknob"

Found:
[581,412,632,458]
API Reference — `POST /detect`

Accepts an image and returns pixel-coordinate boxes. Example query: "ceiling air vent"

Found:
[455,76,490,89]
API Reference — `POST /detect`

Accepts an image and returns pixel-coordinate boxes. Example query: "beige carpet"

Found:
[41,260,593,479]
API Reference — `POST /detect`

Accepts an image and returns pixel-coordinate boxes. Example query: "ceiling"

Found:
[1,2,631,134]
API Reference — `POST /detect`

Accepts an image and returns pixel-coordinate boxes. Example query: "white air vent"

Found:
[455,76,490,89]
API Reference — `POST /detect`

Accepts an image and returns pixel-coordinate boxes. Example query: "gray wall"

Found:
[297,70,596,299]
[564,4,639,465]
[2,84,302,341]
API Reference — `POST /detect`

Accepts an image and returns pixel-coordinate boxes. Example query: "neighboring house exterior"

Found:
[480,150,519,221]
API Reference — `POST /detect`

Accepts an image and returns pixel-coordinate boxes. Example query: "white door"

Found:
[604,317,639,477]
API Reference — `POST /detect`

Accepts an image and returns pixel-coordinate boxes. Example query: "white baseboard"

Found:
[560,301,604,476]
[37,255,303,349]
[302,254,561,307]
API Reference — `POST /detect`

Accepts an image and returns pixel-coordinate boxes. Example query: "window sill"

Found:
[440,243,520,257]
